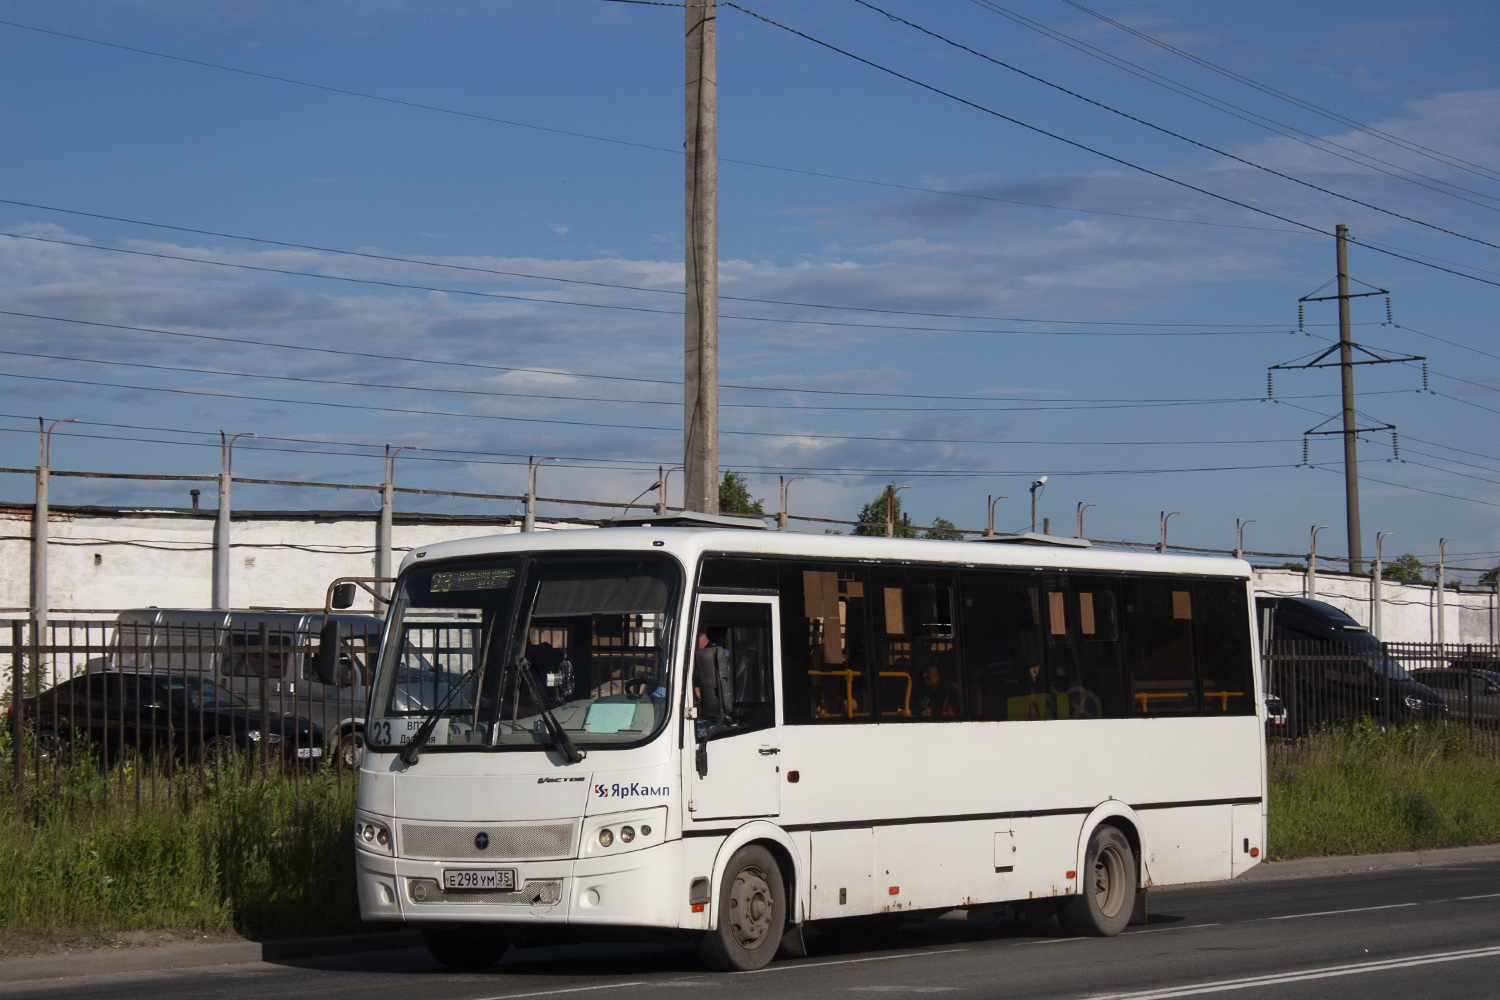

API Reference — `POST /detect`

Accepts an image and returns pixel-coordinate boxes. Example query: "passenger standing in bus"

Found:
[915,661,961,719]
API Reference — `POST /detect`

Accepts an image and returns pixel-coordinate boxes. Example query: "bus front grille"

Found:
[406,877,563,906]
[399,821,577,860]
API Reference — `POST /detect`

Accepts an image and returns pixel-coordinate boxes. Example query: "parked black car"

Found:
[1410,661,1500,728]
[17,671,324,765]
[1258,596,1448,733]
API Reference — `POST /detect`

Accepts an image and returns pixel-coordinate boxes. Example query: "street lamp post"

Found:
[1307,525,1330,600]
[33,417,74,637]
[1372,531,1394,638]
[1234,518,1256,560]
[523,456,557,532]
[658,465,684,516]
[1029,477,1047,533]
[1438,538,1453,647]
[778,476,805,532]
[986,494,1010,537]
[1158,511,1180,554]
[377,445,419,598]
[215,431,255,610]
[885,485,909,538]
[1076,502,1096,540]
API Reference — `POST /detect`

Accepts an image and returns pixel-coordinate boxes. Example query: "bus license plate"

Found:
[443,869,516,891]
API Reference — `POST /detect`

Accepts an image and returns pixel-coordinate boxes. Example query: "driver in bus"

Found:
[694,628,733,737]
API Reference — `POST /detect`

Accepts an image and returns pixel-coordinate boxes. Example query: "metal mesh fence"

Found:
[4,618,381,818]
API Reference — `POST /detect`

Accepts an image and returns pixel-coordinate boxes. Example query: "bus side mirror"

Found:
[331,583,357,610]
[316,621,342,685]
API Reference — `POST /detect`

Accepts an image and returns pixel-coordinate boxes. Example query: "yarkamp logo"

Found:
[537,776,587,784]
[594,782,671,799]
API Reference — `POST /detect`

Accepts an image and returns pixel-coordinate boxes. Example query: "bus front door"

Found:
[688,598,782,820]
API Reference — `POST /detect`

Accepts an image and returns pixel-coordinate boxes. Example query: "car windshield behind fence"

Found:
[368,555,679,751]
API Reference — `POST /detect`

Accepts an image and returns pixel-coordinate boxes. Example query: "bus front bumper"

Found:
[357,839,684,929]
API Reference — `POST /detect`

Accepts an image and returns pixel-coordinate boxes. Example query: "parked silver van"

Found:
[109,608,384,766]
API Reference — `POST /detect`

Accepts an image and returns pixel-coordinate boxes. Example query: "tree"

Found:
[718,471,764,516]
[924,517,963,541]
[1482,567,1499,588]
[854,484,916,538]
[1382,553,1426,583]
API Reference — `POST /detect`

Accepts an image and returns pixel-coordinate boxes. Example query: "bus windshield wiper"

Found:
[398,667,474,767]
[517,655,586,764]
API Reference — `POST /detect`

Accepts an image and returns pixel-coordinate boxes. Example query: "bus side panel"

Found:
[1140,805,1231,885]
[809,828,875,918]
[1013,813,1087,899]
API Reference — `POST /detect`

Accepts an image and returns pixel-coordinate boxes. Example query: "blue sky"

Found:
[1,0,1499,575]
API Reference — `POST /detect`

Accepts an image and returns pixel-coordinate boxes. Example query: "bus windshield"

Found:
[368,554,679,751]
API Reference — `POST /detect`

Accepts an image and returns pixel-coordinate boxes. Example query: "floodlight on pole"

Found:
[1029,477,1047,533]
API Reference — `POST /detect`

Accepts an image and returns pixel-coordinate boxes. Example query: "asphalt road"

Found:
[7,860,1500,1000]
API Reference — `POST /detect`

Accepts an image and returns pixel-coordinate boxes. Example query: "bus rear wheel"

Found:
[421,923,510,969]
[698,845,786,972]
[1062,825,1136,937]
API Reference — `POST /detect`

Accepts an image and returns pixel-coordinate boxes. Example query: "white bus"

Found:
[355,519,1265,971]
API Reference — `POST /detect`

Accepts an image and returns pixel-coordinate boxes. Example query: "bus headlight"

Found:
[584,807,665,857]
[355,814,394,855]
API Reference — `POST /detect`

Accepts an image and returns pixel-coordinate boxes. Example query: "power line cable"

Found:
[966,0,1500,210]
[0,196,1289,330]
[723,2,1500,292]
[0,229,1291,338]
[853,0,1500,253]
[0,17,1317,238]
[1054,0,1500,185]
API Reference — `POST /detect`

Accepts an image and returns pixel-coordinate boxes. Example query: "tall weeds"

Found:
[0,735,361,945]
[1269,720,1500,859]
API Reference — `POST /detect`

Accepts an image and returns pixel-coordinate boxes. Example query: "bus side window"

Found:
[871,569,962,721]
[1044,575,1127,720]
[1123,578,1199,716]
[1195,580,1254,715]
[777,562,874,724]
[695,601,776,738]
[959,569,1047,721]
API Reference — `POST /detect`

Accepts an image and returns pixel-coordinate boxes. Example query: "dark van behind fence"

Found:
[5,615,382,816]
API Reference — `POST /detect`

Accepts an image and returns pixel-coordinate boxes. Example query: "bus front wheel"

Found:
[698,845,786,972]
[1062,825,1136,937]
[421,924,510,969]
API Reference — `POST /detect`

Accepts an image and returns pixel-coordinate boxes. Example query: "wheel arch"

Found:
[706,821,803,931]
[1074,801,1151,891]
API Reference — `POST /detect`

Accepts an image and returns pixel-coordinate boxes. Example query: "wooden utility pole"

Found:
[684,0,719,514]
[1336,224,1362,575]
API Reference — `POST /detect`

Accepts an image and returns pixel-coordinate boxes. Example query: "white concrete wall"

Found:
[1251,566,1498,646]
[4,507,1495,645]
[0,506,581,618]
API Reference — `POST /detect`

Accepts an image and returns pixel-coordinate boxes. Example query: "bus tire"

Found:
[698,845,786,972]
[421,924,510,969]
[1062,825,1136,937]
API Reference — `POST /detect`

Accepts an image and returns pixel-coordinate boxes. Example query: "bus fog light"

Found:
[376,828,389,847]
[360,825,374,841]
[598,828,614,848]
[620,826,635,843]
[640,824,651,837]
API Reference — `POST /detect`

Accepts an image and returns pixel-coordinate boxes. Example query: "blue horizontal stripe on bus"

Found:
[679,795,1262,837]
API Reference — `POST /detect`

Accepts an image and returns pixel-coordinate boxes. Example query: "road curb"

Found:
[0,930,424,984]
[1243,843,1500,880]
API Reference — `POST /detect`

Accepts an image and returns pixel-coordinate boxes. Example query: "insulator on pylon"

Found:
[1385,295,1393,324]
[1392,431,1400,460]
[1422,362,1429,391]
[1266,372,1274,399]
[1297,303,1304,332]
[1302,437,1309,465]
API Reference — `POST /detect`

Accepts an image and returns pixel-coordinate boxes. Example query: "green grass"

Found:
[1269,720,1500,859]
[0,737,363,948]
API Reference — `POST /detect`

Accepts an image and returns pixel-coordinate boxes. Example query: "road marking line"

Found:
[1458,892,1500,900]
[1128,923,1220,935]
[743,948,967,974]
[1082,944,1500,999]
[1267,902,1419,920]
[475,982,648,1000]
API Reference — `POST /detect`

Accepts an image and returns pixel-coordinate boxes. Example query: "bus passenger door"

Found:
[687,598,782,820]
